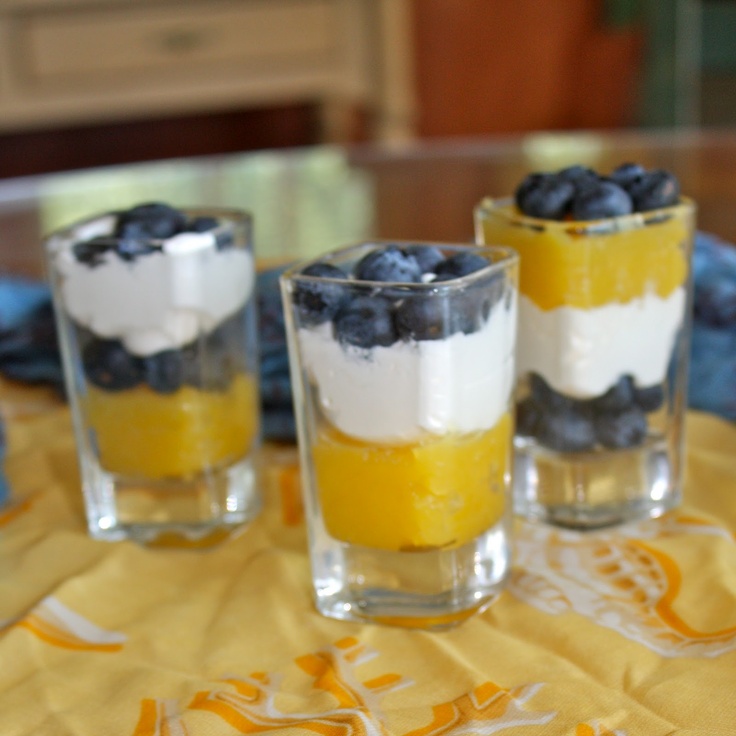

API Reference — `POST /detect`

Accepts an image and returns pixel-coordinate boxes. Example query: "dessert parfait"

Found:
[45,203,261,544]
[280,241,518,627]
[475,164,695,528]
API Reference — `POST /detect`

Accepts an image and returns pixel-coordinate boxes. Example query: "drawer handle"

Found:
[157,29,208,53]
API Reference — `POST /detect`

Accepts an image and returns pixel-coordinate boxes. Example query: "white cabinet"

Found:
[0,0,415,141]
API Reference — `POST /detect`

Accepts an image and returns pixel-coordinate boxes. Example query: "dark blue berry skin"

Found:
[403,244,445,274]
[181,327,240,391]
[594,406,647,449]
[516,397,542,436]
[590,375,635,413]
[187,216,218,232]
[558,165,598,186]
[528,373,575,412]
[514,172,546,208]
[516,174,576,220]
[334,295,398,348]
[144,350,184,394]
[115,203,187,241]
[82,339,144,391]
[294,263,349,326]
[536,405,597,452]
[610,162,646,189]
[395,294,453,341]
[73,237,117,267]
[434,251,489,278]
[633,384,665,413]
[355,245,422,283]
[571,180,633,220]
[627,170,680,211]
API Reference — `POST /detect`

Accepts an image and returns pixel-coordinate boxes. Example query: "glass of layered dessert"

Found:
[45,203,261,545]
[475,164,695,528]
[280,241,518,628]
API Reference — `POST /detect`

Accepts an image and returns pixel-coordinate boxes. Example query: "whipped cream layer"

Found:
[298,297,517,444]
[52,221,254,356]
[518,288,686,398]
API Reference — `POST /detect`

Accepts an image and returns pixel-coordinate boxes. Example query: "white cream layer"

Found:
[298,297,517,444]
[53,226,254,356]
[517,288,686,398]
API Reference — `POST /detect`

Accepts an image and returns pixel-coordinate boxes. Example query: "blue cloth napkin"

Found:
[688,232,736,420]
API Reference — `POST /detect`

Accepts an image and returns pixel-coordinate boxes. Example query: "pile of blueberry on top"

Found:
[294,244,502,349]
[514,163,681,221]
[72,202,226,267]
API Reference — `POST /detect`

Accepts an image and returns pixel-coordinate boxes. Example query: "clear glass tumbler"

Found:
[475,197,695,529]
[45,205,262,545]
[280,241,518,628]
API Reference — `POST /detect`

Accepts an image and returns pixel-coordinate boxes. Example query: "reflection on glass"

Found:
[38,148,374,263]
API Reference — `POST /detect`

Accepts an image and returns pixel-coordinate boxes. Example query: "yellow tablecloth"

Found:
[1,391,735,736]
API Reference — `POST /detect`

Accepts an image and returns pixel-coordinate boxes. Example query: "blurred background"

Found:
[1,0,735,178]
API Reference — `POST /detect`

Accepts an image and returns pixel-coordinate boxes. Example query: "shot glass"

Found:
[280,241,518,628]
[475,196,695,528]
[45,204,262,545]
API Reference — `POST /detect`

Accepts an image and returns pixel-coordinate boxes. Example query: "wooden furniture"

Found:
[0,0,416,142]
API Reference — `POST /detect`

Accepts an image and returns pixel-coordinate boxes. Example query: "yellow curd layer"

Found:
[312,413,511,552]
[83,373,258,479]
[478,204,691,310]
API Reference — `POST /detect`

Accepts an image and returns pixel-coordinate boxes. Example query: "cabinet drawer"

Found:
[16,0,335,83]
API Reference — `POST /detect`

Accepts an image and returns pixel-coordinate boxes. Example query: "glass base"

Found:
[310,519,510,630]
[513,433,679,529]
[82,454,261,546]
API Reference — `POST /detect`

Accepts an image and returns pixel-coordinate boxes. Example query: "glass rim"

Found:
[43,205,252,249]
[281,240,519,289]
[474,195,696,234]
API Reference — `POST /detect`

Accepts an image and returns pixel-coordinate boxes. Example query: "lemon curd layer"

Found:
[312,413,511,552]
[478,202,692,310]
[83,373,258,479]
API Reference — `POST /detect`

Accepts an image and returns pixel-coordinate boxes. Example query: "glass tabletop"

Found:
[2,127,736,278]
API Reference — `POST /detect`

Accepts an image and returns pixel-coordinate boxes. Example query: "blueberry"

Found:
[536,405,597,452]
[72,236,117,267]
[395,293,453,341]
[558,165,598,186]
[355,245,422,283]
[182,331,237,391]
[610,162,646,189]
[633,383,665,413]
[434,251,489,278]
[516,173,576,220]
[334,295,398,348]
[514,172,546,208]
[516,397,542,436]
[294,263,349,326]
[187,216,218,232]
[115,203,187,241]
[627,170,680,211]
[82,339,144,391]
[590,375,635,413]
[571,180,633,220]
[528,373,575,412]
[144,349,184,394]
[403,244,445,274]
[594,406,647,449]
